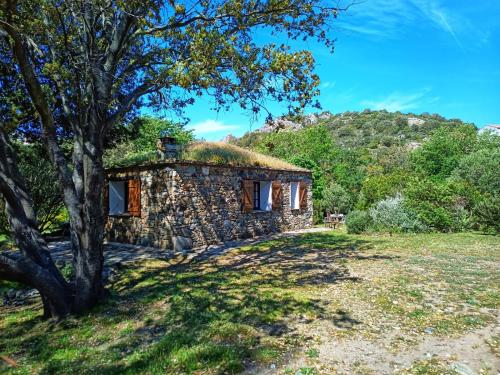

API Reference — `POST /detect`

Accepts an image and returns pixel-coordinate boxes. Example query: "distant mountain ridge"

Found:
[231,110,474,150]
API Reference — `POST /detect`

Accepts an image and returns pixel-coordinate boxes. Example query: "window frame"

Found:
[107,178,141,217]
[290,181,300,210]
[108,180,128,216]
[253,181,261,210]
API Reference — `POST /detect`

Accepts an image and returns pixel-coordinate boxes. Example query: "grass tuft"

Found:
[183,142,308,171]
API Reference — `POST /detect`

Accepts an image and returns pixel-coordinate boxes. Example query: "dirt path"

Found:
[46,227,331,266]
[267,320,499,374]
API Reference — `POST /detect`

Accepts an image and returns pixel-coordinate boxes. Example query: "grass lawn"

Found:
[0,230,499,374]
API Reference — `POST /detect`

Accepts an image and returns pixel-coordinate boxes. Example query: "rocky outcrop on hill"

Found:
[221,134,237,143]
[407,117,426,126]
[256,112,332,133]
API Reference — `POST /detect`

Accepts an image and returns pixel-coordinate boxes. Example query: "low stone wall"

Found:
[105,162,313,250]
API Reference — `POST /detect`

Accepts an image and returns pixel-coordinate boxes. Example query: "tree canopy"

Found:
[0,0,345,318]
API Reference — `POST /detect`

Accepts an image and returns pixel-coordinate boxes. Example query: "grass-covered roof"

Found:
[105,141,309,172]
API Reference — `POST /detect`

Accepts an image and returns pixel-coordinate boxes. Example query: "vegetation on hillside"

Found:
[233,110,499,233]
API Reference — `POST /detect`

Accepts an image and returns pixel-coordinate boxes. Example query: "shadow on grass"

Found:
[1,232,394,374]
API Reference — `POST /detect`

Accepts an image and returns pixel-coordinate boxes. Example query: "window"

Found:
[290,182,300,209]
[109,181,126,215]
[107,179,141,217]
[253,181,260,210]
[259,181,272,211]
[242,180,275,212]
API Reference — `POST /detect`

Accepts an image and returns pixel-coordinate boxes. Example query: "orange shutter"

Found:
[272,181,282,210]
[299,181,308,209]
[127,179,141,217]
[241,180,254,213]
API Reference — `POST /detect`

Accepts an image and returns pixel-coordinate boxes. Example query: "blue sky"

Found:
[168,0,500,140]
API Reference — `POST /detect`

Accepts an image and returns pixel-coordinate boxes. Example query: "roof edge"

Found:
[105,159,312,175]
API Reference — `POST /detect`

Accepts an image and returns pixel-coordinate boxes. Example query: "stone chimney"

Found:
[157,136,182,160]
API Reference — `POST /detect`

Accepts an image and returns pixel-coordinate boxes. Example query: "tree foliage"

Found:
[321,182,352,214]
[369,194,424,234]
[411,124,477,180]
[104,116,194,168]
[0,0,345,318]
[0,142,64,234]
[233,110,498,233]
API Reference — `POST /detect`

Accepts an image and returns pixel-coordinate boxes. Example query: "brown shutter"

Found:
[241,180,254,213]
[272,181,282,210]
[127,179,141,217]
[299,181,308,209]
[103,180,109,219]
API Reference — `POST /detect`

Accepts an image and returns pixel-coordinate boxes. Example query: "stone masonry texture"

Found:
[105,161,313,250]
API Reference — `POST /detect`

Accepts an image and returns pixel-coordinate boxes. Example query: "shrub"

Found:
[452,147,500,195]
[346,210,372,234]
[403,178,478,232]
[359,171,410,209]
[473,194,500,234]
[411,123,477,180]
[370,195,425,233]
[1,142,65,234]
[321,182,353,214]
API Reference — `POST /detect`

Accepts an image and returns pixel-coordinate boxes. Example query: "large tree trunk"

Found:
[3,17,108,314]
[0,126,107,316]
[0,130,72,319]
[69,128,106,312]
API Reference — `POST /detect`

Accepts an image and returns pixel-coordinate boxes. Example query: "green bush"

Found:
[1,142,64,234]
[473,194,500,234]
[452,147,500,195]
[346,210,372,234]
[411,123,477,180]
[369,195,425,233]
[403,178,473,232]
[359,171,410,209]
[321,182,353,214]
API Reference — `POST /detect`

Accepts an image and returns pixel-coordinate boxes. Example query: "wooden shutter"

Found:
[272,181,282,210]
[103,180,109,219]
[299,181,308,209]
[241,180,254,213]
[127,179,141,217]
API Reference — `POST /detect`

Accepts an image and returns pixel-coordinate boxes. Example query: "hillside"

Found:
[234,110,472,150]
[228,110,498,233]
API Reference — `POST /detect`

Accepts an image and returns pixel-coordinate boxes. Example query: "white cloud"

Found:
[338,0,487,49]
[320,81,336,89]
[188,119,240,134]
[413,0,463,49]
[361,88,438,112]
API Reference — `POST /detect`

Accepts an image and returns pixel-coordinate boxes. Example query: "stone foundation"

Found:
[105,161,313,250]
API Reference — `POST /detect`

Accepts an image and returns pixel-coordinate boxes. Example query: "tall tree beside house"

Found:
[0,0,344,318]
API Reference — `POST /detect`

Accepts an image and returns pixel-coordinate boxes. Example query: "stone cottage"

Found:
[104,139,313,251]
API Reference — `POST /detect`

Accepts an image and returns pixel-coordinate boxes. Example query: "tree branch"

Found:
[105,83,155,131]
[1,5,82,225]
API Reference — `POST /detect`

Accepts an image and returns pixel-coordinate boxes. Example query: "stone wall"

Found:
[105,162,313,250]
